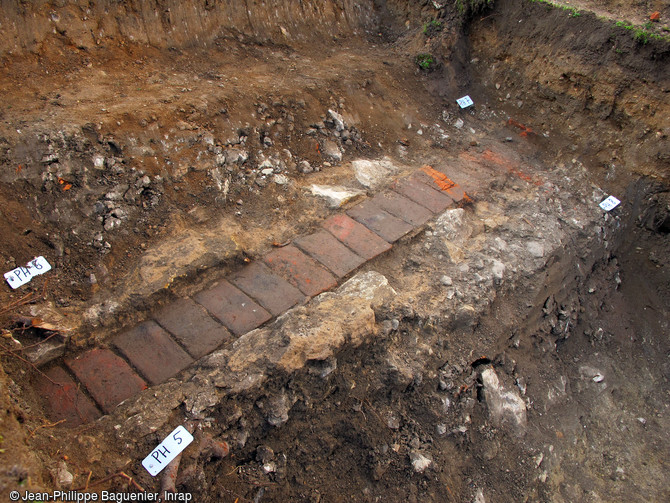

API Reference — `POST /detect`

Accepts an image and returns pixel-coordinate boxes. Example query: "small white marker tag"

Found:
[4,256,52,289]
[142,425,194,476]
[599,195,621,212]
[456,95,474,108]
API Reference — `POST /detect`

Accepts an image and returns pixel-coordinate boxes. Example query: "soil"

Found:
[554,0,670,28]
[200,212,670,503]
[0,0,668,502]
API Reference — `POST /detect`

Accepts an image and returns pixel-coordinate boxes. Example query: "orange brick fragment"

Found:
[420,165,456,191]
[420,165,471,204]
[507,118,535,137]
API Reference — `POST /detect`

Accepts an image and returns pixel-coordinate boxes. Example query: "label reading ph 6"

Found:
[142,425,194,476]
[4,256,52,289]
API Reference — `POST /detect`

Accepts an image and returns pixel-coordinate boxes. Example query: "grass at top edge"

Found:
[524,0,670,44]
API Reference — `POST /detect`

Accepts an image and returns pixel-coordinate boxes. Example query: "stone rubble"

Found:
[480,367,527,436]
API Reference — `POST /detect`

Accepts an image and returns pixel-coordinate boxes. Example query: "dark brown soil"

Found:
[199,204,670,503]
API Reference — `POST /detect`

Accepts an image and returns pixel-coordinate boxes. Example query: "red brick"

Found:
[35,366,101,426]
[230,262,305,316]
[113,321,193,385]
[347,199,414,242]
[294,230,365,278]
[410,168,442,188]
[65,348,146,414]
[264,245,337,297]
[414,166,469,203]
[371,191,433,226]
[391,177,453,213]
[322,214,391,260]
[194,280,271,335]
[154,298,231,358]
[444,183,467,203]
[426,172,468,202]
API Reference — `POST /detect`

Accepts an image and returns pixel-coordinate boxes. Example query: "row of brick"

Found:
[36,165,468,426]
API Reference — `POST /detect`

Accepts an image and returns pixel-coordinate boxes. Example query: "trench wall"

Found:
[469,0,670,179]
[0,0,381,55]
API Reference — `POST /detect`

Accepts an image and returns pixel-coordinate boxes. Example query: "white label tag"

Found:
[599,195,621,212]
[142,425,194,477]
[4,256,52,289]
[456,95,474,108]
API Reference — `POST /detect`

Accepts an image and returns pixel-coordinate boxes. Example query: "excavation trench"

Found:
[0,1,668,502]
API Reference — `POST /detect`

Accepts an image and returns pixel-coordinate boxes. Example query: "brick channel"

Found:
[36,165,469,426]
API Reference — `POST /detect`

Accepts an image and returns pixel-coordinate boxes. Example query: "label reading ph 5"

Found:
[142,425,194,476]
